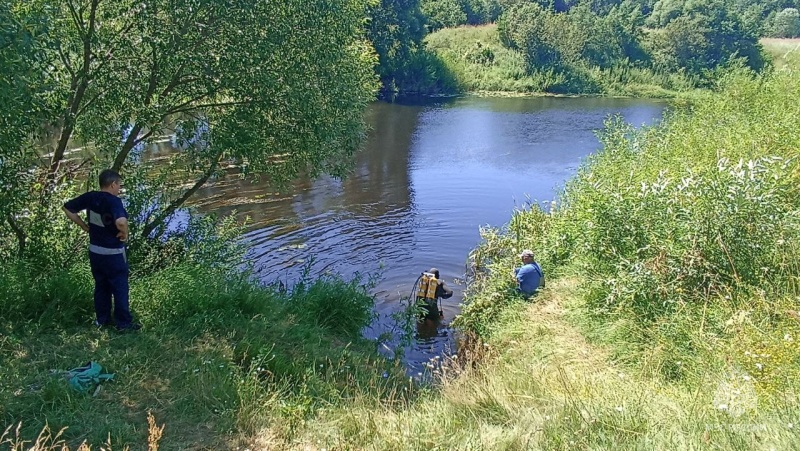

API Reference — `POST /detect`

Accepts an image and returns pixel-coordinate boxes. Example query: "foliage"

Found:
[426,23,696,95]
[421,0,468,31]
[287,270,378,338]
[646,1,768,75]
[769,7,800,37]
[366,0,427,97]
[0,0,378,261]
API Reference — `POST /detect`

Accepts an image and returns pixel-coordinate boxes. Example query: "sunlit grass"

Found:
[761,38,800,70]
[288,280,800,449]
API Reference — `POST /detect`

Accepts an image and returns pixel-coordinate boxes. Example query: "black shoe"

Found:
[116,323,142,333]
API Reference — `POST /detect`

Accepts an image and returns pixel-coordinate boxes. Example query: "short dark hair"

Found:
[99,169,121,188]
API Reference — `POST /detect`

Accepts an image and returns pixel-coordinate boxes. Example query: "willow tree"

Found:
[2,0,378,255]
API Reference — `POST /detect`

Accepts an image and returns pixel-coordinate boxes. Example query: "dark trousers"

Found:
[89,252,132,327]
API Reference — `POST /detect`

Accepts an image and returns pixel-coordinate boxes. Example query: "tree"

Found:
[648,1,766,75]
[770,7,800,37]
[1,0,378,257]
[366,0,426,96]
[647,0,685,27]
[498,3,577,70]
[421,0,468,31]
[0,3,51,258]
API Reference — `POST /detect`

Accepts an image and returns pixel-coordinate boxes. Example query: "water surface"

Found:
[190,96,666,375]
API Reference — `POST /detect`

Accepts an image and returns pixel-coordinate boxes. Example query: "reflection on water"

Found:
[177,96,665,376]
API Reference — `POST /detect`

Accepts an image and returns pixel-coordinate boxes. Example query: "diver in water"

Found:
[416,268,453,320]
[414,268,453,339]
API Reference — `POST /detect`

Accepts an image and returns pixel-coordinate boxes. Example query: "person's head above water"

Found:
[428,268,440,279]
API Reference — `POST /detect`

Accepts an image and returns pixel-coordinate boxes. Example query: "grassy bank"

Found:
[761,37,800,69]
[424,24,698,98]
[287,280,799,449]
[0,256,417,449]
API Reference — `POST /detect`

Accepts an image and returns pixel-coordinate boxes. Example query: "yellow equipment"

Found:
[416,272,438,302]
[415,272,442,320]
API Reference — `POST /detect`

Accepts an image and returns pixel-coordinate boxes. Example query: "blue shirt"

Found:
[515,262,543,295]
[64,191,128,249]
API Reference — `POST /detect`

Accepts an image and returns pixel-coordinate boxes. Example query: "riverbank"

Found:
[289,279,799,449]
[424,24,698,98]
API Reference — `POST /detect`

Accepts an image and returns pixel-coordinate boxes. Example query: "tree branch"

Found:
[74,88,106,118]
[49,0,100,180]
[65,0,87,37]
[6,214,27,259]
[164,92,213,115]
[56,42,76,79]
[112,126,153,171]
[139,153,223,240]
[91,16,139,76]
[168,100,249,116]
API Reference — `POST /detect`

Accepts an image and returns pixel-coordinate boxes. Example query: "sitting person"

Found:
[513,249,544,296]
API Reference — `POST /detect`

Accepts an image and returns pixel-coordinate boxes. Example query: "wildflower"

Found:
[784,334,793,342]
[718,404,728,411]
[618,372,625,379]
[789,423,794,429]
[742,375,751,381]
[756,363,763,370]
[615,406,624,412]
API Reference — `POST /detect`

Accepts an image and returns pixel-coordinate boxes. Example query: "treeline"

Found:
[371,0,800,96]
[417,0,800,37]
[496,0,765,92]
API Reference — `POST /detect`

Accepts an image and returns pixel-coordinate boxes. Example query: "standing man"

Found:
[514,249,545,297]
[63,169,140,331]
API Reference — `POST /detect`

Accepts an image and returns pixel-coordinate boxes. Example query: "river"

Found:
[184,96,665,376]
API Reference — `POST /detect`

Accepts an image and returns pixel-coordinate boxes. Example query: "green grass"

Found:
[0,261,413,449]
[761,38,800,70]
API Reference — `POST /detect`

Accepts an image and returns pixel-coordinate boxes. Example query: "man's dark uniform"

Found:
[64,191,133,328]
